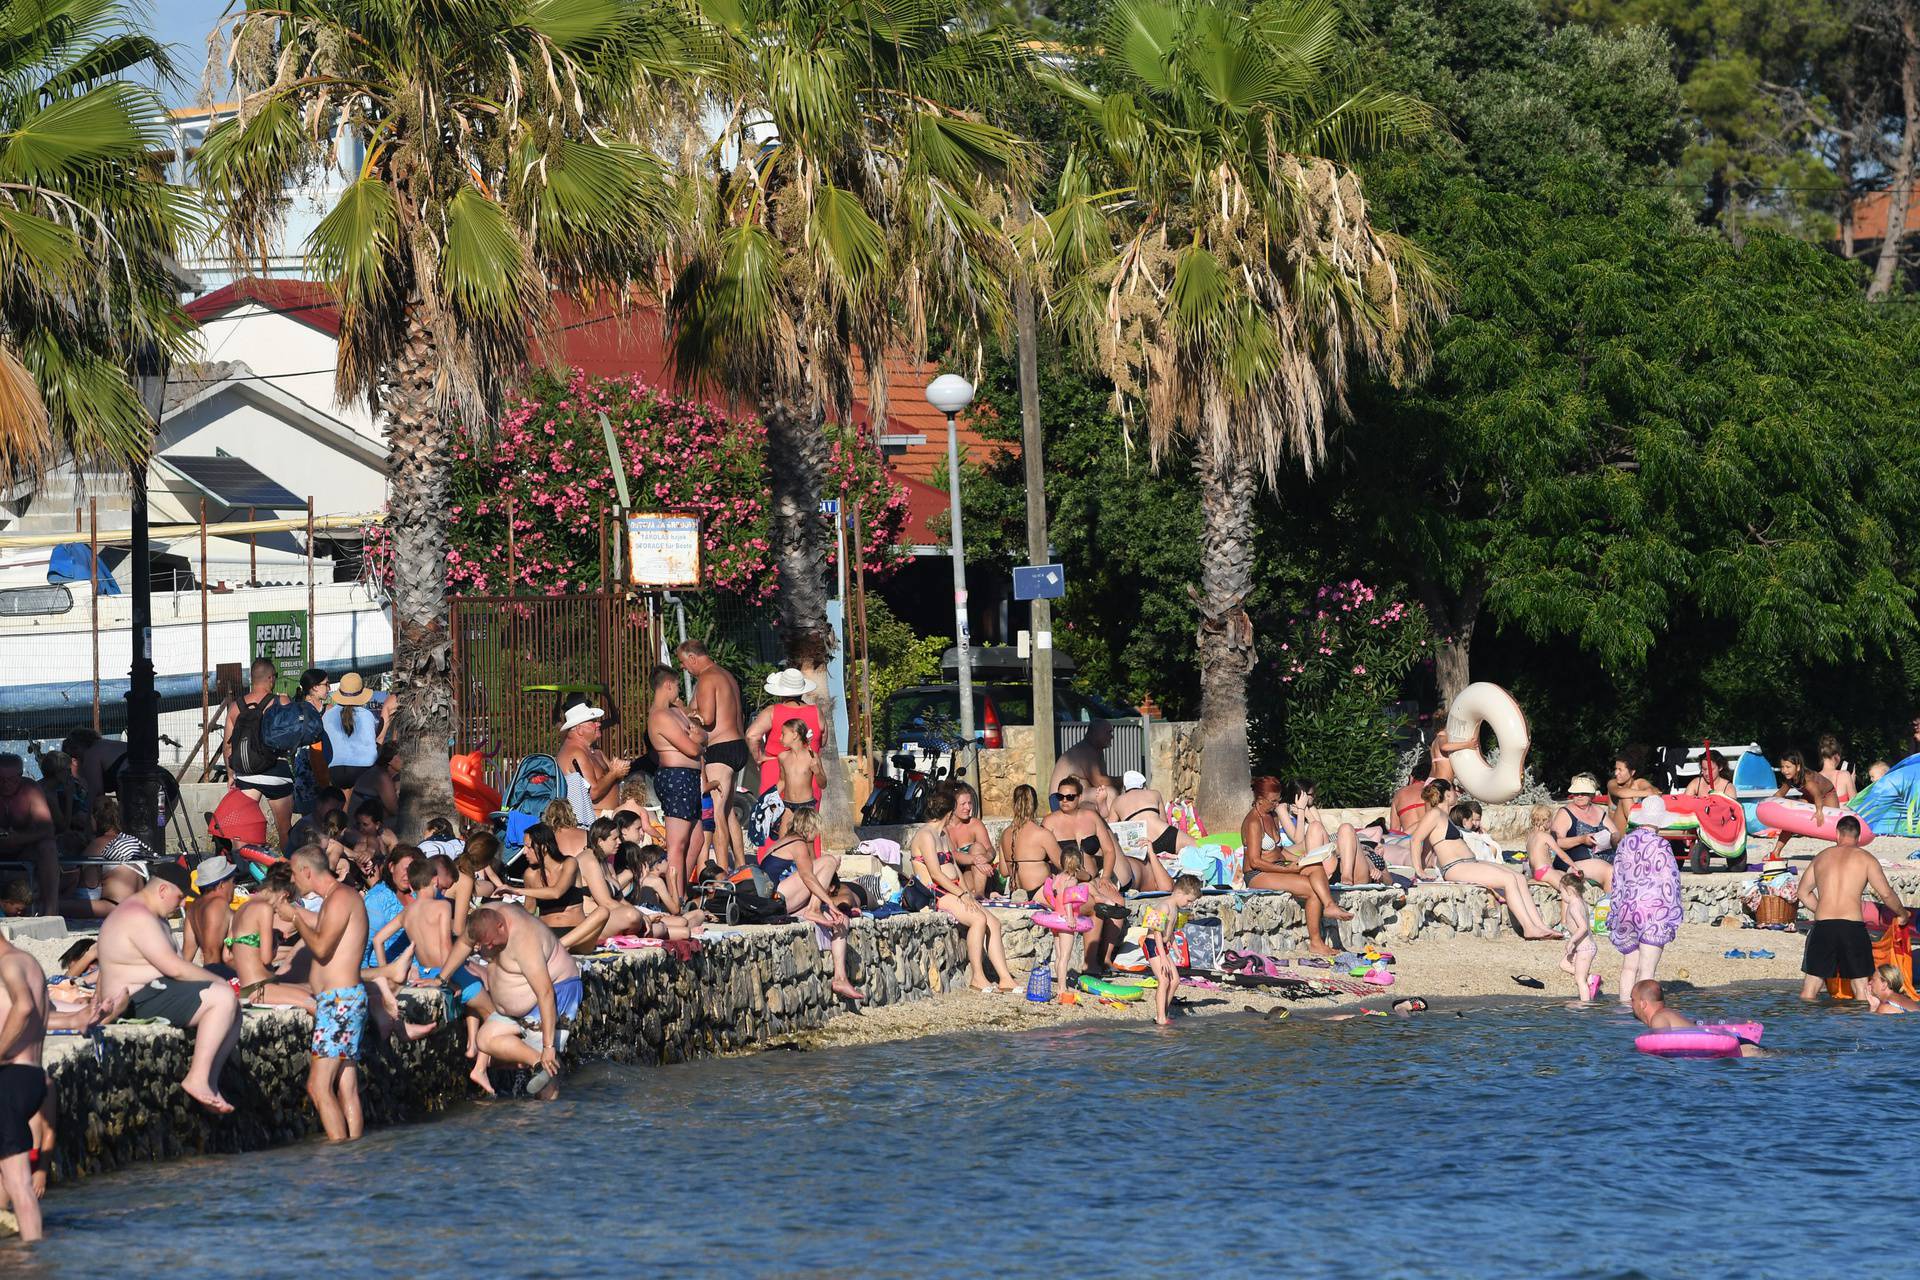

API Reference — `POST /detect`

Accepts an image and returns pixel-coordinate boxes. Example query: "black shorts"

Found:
[0,1063,48,1159]
[706,739,751,773]
[1802,919,1874,980]
[127,977,210,1028]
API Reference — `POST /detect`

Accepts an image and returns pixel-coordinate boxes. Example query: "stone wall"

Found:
[45,915,967,1185]
[970,720,1201,815]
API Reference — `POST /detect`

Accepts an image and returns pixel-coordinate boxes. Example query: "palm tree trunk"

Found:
[1193,436,1257,830]
[385,307,457,838]
[762,397,853,841]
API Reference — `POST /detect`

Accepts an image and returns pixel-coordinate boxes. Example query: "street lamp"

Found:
[925,373,976,747]
[122,345,169,853]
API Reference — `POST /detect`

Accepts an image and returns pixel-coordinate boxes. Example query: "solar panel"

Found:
[160,455,305,510]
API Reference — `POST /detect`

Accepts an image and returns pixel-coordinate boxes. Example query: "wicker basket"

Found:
[1754,896,1797,928]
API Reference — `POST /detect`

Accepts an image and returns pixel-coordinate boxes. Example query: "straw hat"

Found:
[560,703,605,732]
[763,668,815,698]
[332,672,373,706]
[1566,773,1602,797]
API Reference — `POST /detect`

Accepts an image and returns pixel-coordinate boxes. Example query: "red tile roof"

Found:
[1849,188,1919,243]
[184,280,1017,524]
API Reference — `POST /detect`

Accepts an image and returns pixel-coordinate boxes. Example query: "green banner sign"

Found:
[249,609,308,696]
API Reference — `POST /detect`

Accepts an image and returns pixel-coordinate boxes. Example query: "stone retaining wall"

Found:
[45,915,967,1185]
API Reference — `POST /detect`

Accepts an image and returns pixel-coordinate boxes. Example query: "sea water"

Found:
[9,987,1894,1278]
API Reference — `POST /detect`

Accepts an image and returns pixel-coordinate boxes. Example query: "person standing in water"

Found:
[281,846,371,1141]
[0,929,48,1241]
[1609,818,1684,1004]
[1797,815,1908,1002]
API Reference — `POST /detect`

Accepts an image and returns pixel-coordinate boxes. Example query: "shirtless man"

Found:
[97,862,240,1114]
[775,720,823,837]
[1797,816,1907,1002]
[1630,980,1762,1056]
[1051,722,1117,816]
[0,754,59,917]
[1772,751,1840,861]
[280,846,371,1141]
[0,930,49,1241]
[678,640,747,869]
[469,904,581,1099]
[646,666,707,892]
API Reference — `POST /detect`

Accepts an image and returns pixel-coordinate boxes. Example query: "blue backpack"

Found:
[261,699,324,755]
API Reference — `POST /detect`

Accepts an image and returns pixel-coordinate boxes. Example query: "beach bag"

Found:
[229,693,281,775]
[748,787,785,848]
[900,881,937,912]
[1166,798,1207,840]
[1183,917,1223,971]
[1026,962,1053,1003]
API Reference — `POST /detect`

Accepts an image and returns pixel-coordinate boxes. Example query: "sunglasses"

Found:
[1058,792,1081,802]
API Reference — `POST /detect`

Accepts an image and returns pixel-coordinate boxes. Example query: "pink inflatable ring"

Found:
[1635,1022,1762,1059]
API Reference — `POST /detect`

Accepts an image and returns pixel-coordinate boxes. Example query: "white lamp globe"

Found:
[924,374,975,415]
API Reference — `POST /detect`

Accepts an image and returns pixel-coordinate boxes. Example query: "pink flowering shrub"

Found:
[378,370,910,599]
[1267,580,1433,805]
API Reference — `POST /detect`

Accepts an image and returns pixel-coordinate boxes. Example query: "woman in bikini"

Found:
[1108,772,1180,893]
[1818,733,1856,804]
[518,823,611,952]
[1042,775,1125,886]
[227,862,318,1012]
[1241,776,1351,956]
[1411,800,1562,939]
[1549,774,1619,889]
[944,783,997,897]
[908,789,1018,992]
[999,784,1058,896]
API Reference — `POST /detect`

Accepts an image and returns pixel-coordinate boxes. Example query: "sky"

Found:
[143,0,235,103]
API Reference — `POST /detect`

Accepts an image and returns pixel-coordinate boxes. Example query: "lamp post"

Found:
[122,347,169,852]
[925,373,976,747]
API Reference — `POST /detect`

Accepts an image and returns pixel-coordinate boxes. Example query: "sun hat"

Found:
[1122,770,1147,791]
[763,668,816,698]
[194,854,237,889]
[1566,773,1602,796]
[560,703,606,732]
[331,672,373,706]
[1627,797,1675,828]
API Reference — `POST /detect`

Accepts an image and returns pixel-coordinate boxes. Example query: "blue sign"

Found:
[1012,563,1066,601]
[818,499,840,516]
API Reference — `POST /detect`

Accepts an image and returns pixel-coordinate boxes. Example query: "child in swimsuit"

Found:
[776,720,822,833]
[1558,873,1599,1003]
[1037,851,1095,998]
[1140,875,1202,1026]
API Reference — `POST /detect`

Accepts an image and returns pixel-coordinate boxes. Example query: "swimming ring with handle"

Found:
[1444,682,1531,804]
[1635,1021,1762,1059]
[1033,911,1094,934]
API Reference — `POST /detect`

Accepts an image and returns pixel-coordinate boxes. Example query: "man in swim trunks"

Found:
[647,665,708,896]
[0,929,49,1241]
[281,845,371,1141]
[470,904,581,1099]
[678,640,748,870]
[1797,815,1908,1002]
[97,861,241,1115]
[0,753,59,917]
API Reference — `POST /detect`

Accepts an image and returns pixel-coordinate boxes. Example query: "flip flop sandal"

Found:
[1512,975,1545,989]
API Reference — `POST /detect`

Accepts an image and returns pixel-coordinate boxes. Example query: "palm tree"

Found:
[667,0,1033,838]
[0,0,199,473]
[199,0,681,832]
[1037,0,1444,827]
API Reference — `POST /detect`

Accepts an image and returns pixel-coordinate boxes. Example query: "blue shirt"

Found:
[362,883,407,967]
[322,703,380,768]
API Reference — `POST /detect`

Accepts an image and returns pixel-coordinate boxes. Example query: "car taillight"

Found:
[982,698,1003,749]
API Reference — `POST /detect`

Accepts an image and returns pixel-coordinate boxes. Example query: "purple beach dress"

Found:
[1608,827,1683,954]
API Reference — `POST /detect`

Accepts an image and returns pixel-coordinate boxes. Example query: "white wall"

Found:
[158,391,387,517]
[185,305,380,442]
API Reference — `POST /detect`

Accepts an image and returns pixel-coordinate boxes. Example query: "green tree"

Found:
[1340,184,1920,721]
[1036,0,1443,826]
[0,0,199,471]
[200,0,680,833]
[665,0,1033,839]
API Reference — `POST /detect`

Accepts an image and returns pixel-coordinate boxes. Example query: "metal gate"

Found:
[1056,719,1149,784]
[450,593,663,790]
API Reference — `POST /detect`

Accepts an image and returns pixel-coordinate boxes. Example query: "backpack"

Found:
[261,699,323,754]
[229,693,282,775]
[747,787,786,849]
[695,872,787,925]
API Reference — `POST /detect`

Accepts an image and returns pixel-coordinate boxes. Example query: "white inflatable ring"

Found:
[1445,682,1530,804]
